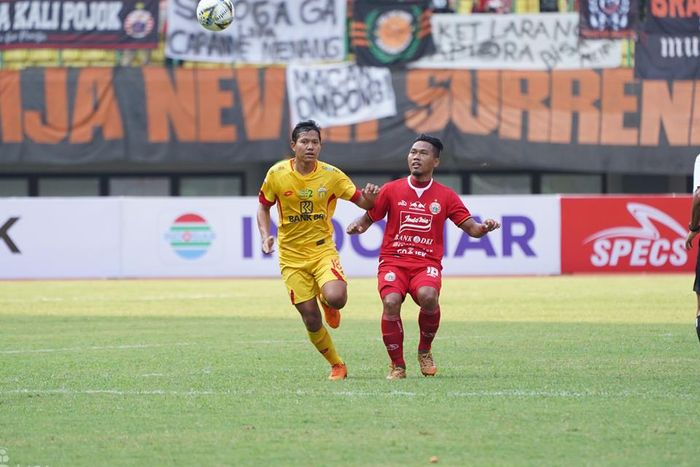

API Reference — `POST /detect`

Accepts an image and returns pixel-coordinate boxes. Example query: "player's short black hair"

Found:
[414,134,443,157]
[291,120,322,143]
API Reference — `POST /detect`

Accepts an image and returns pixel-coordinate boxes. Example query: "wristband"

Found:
[689,223,700,232]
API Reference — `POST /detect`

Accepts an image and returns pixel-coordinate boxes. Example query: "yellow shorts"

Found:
[280,252,347,305]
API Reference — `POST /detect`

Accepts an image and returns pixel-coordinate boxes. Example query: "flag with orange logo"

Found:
[350,0,435,67]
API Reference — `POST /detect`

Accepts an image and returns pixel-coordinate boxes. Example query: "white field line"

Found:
[0,342,193,355]
[1,388,697,400]
[0,293,242,303]
[1,388,223,396]
[0,335,507,355]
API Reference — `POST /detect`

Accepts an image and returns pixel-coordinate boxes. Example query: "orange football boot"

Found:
[386,364,407,380]
[328,363,347,380]
[417,350,437,376]
[318,295,341,329]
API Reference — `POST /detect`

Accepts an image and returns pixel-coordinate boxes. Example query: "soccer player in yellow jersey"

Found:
[257,120,380,380]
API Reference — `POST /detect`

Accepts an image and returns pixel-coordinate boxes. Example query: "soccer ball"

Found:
[196,0,235,32]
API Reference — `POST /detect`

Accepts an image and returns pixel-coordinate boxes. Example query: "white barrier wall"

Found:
[0,196,561,279]
[0,198,122,279]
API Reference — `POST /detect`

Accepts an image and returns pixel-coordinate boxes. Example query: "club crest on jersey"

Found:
[429,201,441,214]
[384,271,396,282]
[298,188,313,199]
[318,186,328,199]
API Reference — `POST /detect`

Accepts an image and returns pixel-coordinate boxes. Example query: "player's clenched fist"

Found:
[261,235,275,254]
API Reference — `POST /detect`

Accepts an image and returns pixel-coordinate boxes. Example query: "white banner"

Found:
[119,198,272,277]
[286,63,397,128]
[0,199,122,279]
[332,195,561,277]
[0,196,560,279]
[411,13,622,70]
[166,0,346,64]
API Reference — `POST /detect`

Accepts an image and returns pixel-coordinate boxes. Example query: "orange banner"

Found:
[0,67,698,174]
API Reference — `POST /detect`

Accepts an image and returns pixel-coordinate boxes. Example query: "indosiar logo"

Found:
[164,213,215,260]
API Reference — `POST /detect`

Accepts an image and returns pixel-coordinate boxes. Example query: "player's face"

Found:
[291,130,321,163]
[407,141,440,179]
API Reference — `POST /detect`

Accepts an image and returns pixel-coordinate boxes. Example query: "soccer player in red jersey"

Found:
[684,158,700,346]
[346,134,500,379]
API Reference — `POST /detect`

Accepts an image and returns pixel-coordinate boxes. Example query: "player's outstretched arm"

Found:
[256,203,276,254]
[346,212,374,235]
[354,183,381,210]
[460,217,500,238]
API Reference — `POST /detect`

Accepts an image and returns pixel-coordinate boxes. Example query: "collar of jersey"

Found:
[290,159,318,175]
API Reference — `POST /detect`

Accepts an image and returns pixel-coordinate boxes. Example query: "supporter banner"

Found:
[643,0,700,33]
[166,0,346,64]
[579,0,638,39]
[351,0,435,67]
[0,0,159,50]
[635,33,700,79]
[2,68,700,175]
[561,196,693,273]
[412,13,622,70]
[0,196,560,279]
[286,63,397,128]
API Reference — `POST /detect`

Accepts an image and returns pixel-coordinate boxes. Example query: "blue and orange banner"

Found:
[635,0,700,78]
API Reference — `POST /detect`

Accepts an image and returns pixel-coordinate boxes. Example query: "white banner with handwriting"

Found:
[411,13,622,70]
[166,0,346,64]
[286,62,397,128]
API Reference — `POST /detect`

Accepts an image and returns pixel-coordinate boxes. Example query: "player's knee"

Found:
[382,294,403,315]
[417,289,439,311]
[325,290,347,309]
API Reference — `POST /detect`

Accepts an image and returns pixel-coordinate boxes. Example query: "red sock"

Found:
[418,306,440,352]
[381,314,405,367]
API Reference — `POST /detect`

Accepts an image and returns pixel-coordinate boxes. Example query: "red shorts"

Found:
[377,259,442,301]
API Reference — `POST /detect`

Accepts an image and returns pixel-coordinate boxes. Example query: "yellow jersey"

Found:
[259,159,359,265]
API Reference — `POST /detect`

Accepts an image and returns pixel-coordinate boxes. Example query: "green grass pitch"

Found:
[1,275,699,466]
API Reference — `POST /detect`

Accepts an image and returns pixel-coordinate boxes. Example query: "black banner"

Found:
[643,0,700,33]
[1,67,700,175]
[350,0,435,67]
[0,0,159,49]
[579,0,638,38]
[635,33,700,79]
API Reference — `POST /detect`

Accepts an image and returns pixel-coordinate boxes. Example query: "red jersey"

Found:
[367,177,472,266]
